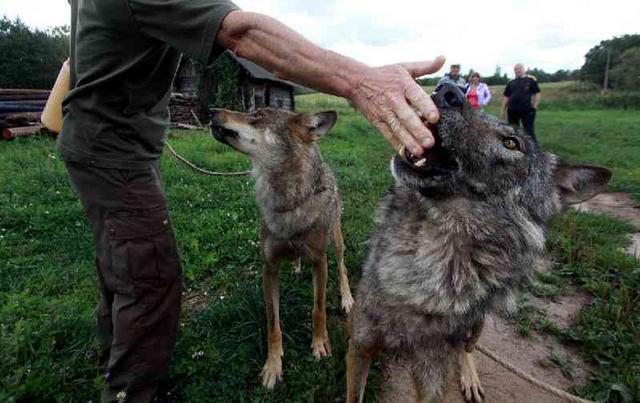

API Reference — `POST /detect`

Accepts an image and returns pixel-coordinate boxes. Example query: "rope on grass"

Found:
[165,141,251,177]
[476,344,594,403]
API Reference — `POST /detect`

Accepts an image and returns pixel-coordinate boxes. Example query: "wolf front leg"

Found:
[261,261,284,389]
[458,350,484,402]
[409,347,451,403]
[459,322,485,402]
[311,253,331,358]
[345,340,376,403]
[332,218,354,313]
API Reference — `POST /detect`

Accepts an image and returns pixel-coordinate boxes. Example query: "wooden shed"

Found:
[171,52,311,125]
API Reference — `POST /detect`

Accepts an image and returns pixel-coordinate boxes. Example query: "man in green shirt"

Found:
[62,1,445,401]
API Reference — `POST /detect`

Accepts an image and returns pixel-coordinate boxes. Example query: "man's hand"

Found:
[501,96,509,118]
[349,57,446,156]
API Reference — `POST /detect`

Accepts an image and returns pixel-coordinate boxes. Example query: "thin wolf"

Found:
[209,107,354,389]
[346,83,611,403]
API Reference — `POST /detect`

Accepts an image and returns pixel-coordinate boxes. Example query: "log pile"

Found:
[0,89,49,140]
[169,93,202,127]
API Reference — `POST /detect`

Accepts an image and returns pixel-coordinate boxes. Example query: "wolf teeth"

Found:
[415,158,427,167]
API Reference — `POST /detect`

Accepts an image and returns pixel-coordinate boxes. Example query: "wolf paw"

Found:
[341,291,355,313]
[311,337,332,359]
[460,360,484,402]
[261,356,283,389]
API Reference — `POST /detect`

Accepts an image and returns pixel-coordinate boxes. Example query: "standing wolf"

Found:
[346,83,611,403]
[210,107,354,389]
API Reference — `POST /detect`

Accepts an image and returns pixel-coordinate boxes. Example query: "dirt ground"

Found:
[572,192,640,259]
[380,193,640,402]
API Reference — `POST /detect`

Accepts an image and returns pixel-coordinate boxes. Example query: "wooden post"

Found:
[265,81,271,107]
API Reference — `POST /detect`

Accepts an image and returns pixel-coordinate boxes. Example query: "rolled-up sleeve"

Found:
[127,0,240,64]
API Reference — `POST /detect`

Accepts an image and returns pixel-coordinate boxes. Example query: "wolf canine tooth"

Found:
[415,158,427,167]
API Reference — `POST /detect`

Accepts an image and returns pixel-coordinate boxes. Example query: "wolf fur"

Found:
[209,107,354,389]
[346,83,611,403]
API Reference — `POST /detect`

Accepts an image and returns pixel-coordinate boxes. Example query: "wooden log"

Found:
[0,100,47,106]
[0,93,50,102]
[0,104,45,113]
[20,100,47,106]
[4,112,42,125]
[0,89,51,96]
[2,124,44,140]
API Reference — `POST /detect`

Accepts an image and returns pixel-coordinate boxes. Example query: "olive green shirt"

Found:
[59,0,239,169]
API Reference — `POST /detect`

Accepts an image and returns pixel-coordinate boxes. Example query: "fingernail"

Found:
[423,136,434,149]
[428,112,438,122]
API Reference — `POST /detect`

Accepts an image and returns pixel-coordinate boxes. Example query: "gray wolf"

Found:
[346,83,611,403]
[209,107,354,389]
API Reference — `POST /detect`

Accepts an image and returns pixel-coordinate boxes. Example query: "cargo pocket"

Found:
[105,208,181,295]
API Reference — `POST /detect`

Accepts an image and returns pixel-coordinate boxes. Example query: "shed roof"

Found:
[227,52,314,95]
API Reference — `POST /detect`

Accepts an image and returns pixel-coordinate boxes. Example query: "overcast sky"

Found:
[2,0,639,77]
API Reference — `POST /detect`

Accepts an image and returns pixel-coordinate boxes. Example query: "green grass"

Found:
[1,93,639,402]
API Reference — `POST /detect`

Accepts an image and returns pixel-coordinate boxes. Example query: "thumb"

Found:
[400,55,446,78]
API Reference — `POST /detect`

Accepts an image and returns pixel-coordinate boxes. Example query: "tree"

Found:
[0,17,69,89]
[580,34,640,88]
[609,47,640,91]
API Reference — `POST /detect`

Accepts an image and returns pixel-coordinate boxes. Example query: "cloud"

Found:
[4,0,640,77]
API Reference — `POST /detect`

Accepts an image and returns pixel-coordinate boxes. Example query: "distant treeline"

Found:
[0,17,69,89]
[417,66,580,86]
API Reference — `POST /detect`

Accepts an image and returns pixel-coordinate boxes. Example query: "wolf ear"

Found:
[554,162,611,204]
[296,111,338,141]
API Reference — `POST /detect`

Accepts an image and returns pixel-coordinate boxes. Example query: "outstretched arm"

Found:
[217,11,445,155]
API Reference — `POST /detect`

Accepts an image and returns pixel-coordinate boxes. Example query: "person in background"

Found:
[465,72,491,112]
[501,63,541,140]
[437,64,466,92]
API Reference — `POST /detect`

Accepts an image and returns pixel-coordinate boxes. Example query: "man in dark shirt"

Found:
[501,63,541,140]
[61,1,446,401]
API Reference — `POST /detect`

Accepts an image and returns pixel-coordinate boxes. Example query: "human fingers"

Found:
[373,121,403,153]
[383,112,423,156]
[391,95,435,149]
[399,55,446,78]
[405,82,440,124]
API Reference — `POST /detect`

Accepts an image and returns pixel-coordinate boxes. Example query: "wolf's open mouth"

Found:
[210,124,238,144]
[402,123,458,176]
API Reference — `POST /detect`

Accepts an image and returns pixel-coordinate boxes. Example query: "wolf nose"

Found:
[209,108,223,123]
[432,83,465,109]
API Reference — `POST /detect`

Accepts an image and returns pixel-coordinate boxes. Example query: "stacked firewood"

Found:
[169,93,202,128]
[0,89,49,140]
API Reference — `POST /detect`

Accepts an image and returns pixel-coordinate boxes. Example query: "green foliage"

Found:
[526,67,580,83]
[610,47,640,91]
[0,17,69,89]
[196,53,244,112]
[580,34,640,88]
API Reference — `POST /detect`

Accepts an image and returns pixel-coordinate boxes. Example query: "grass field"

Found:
[1,90,639,402]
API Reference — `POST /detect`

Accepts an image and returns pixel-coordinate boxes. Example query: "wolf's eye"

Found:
[503,137,520,151]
